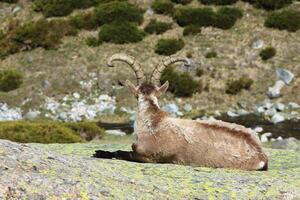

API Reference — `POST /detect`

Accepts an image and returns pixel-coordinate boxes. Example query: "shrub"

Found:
[0,121,83,143]
[33,0,74,17]
[151,0,174,15]
[0,121,104,143]
[255,0,292,10]
[259,47,276,60]
[144,19,172,34]
[0,69,23,92]
[199,0,238,5]
[85,36,100,46]
[205,51,217,58]
[174,7,215,27]
[70,12,98,30]
[214,7,243,29]
[160,67,199,97]
[98,21,144,44]
[64,121,105,141]
[196,68,204,77]
[171,0,193,5]
[226,76,253,95]
[94,1,143,25]
[155,38,185,55]
[14,19,77,49]
[183,25,201,36]
[174,7,242,29]
[0,0,18,3]
[265,10,300,32]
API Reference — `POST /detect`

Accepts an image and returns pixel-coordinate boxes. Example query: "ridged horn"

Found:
[150,56,191,85]
[107,53,146,85]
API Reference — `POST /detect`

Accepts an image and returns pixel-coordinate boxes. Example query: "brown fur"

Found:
[139,83,156,95]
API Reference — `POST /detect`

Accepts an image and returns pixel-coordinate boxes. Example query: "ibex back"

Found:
[94,54,268,171]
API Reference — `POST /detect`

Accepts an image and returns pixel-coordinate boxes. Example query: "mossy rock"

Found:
[0,140,299,199]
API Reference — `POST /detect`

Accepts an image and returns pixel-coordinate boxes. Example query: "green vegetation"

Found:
[0,0,18,3]
[32,0,100,17]
[265,10,300,32]
[205,51,217,58]
[151,0,174,15]
[226,76,253,95]
[255,0,292,10]
[0,121,104,143]
[196,68,204,77]
[155,38,185,55]
[98,22,144,44]
[183,25,201,36]
[174,6,243,29]
[94,1,143,25]
[144,19,172,34]
[199,0,238,5]
[160,67,199,97]
[259,47,276,60]
[85,36,100,47]
[0,69,23,92]
[70,12,98,30]
[171,0,193,5]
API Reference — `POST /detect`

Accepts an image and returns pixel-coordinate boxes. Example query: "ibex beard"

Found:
[94,53,268,171]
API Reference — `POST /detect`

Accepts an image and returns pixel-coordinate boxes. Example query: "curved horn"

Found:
[150,56,191,85]
[107,53,146,85]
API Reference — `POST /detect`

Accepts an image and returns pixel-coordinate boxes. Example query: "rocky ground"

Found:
[0,139,299,199]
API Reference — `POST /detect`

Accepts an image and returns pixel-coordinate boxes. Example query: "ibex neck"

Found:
[136,97,167,132]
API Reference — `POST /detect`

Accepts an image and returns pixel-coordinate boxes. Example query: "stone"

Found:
[260,135,268,143]
[73,93,80,99]
[267,80,285,99]
[288,102,300,109]
[42,80,51,89]
[0,140,299,199]
[264,108,277,117]
[277,136,283,141]
[272,137,300,150]
[145,7,154,16]
[274,102,285,111]
[271,113,285,124]
[24,110,40,120]
[162,104,179,115]
[253,127,263,133]
[262,132,272,137]
[276,68,294,85]
[236,109,249,116]
[227,111,239,117]
[251,39,264,49]
[0,103,22,121]
[106,130,126,136]
[12,6,21,14]
[183,104,192,112]
[256,106,266,114]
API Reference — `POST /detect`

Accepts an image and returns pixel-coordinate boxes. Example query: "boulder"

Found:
[271,113,285,124]
[271,137,299,150]
[276,68,294,85]
[267,80,285,99]
[0,140,299,199]
[288,102,300,109]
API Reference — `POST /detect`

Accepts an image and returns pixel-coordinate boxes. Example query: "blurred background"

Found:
[0,0,299,145]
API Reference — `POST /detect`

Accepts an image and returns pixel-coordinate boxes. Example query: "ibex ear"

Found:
[156,81,169,97]
[125,80,138,96]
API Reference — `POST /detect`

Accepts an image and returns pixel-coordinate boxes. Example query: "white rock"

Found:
[288,102,300,109]
[276,68,294,85]
[262,132,272,137]
[254,127,263,133]
[162,104,179,114]
[236,109,249,116]
[12,6,21,14]
[267,80,285,99]
[183,104,192,112]
[274,102,285,111]
[106,130,126,136]
[260,135,268,143]
[214,110,221,116]
[73,93,80,99]
[271,113,285,124]
[227,111,239,117]
[264,108,277,117]
[251,39,264,49]
[145,7,154,16]
[256,106,266,113]
[277,136,283,141]
[0,103,22,121]
[24,110,40,120]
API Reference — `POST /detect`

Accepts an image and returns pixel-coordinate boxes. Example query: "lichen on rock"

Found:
[0,139,299,199]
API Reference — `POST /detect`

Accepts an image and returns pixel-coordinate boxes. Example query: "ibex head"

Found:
[107,53,190,105]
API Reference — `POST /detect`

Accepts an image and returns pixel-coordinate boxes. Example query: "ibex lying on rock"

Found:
[94,54,268,171]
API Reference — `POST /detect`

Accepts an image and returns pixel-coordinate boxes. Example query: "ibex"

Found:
[94,54,268,171]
